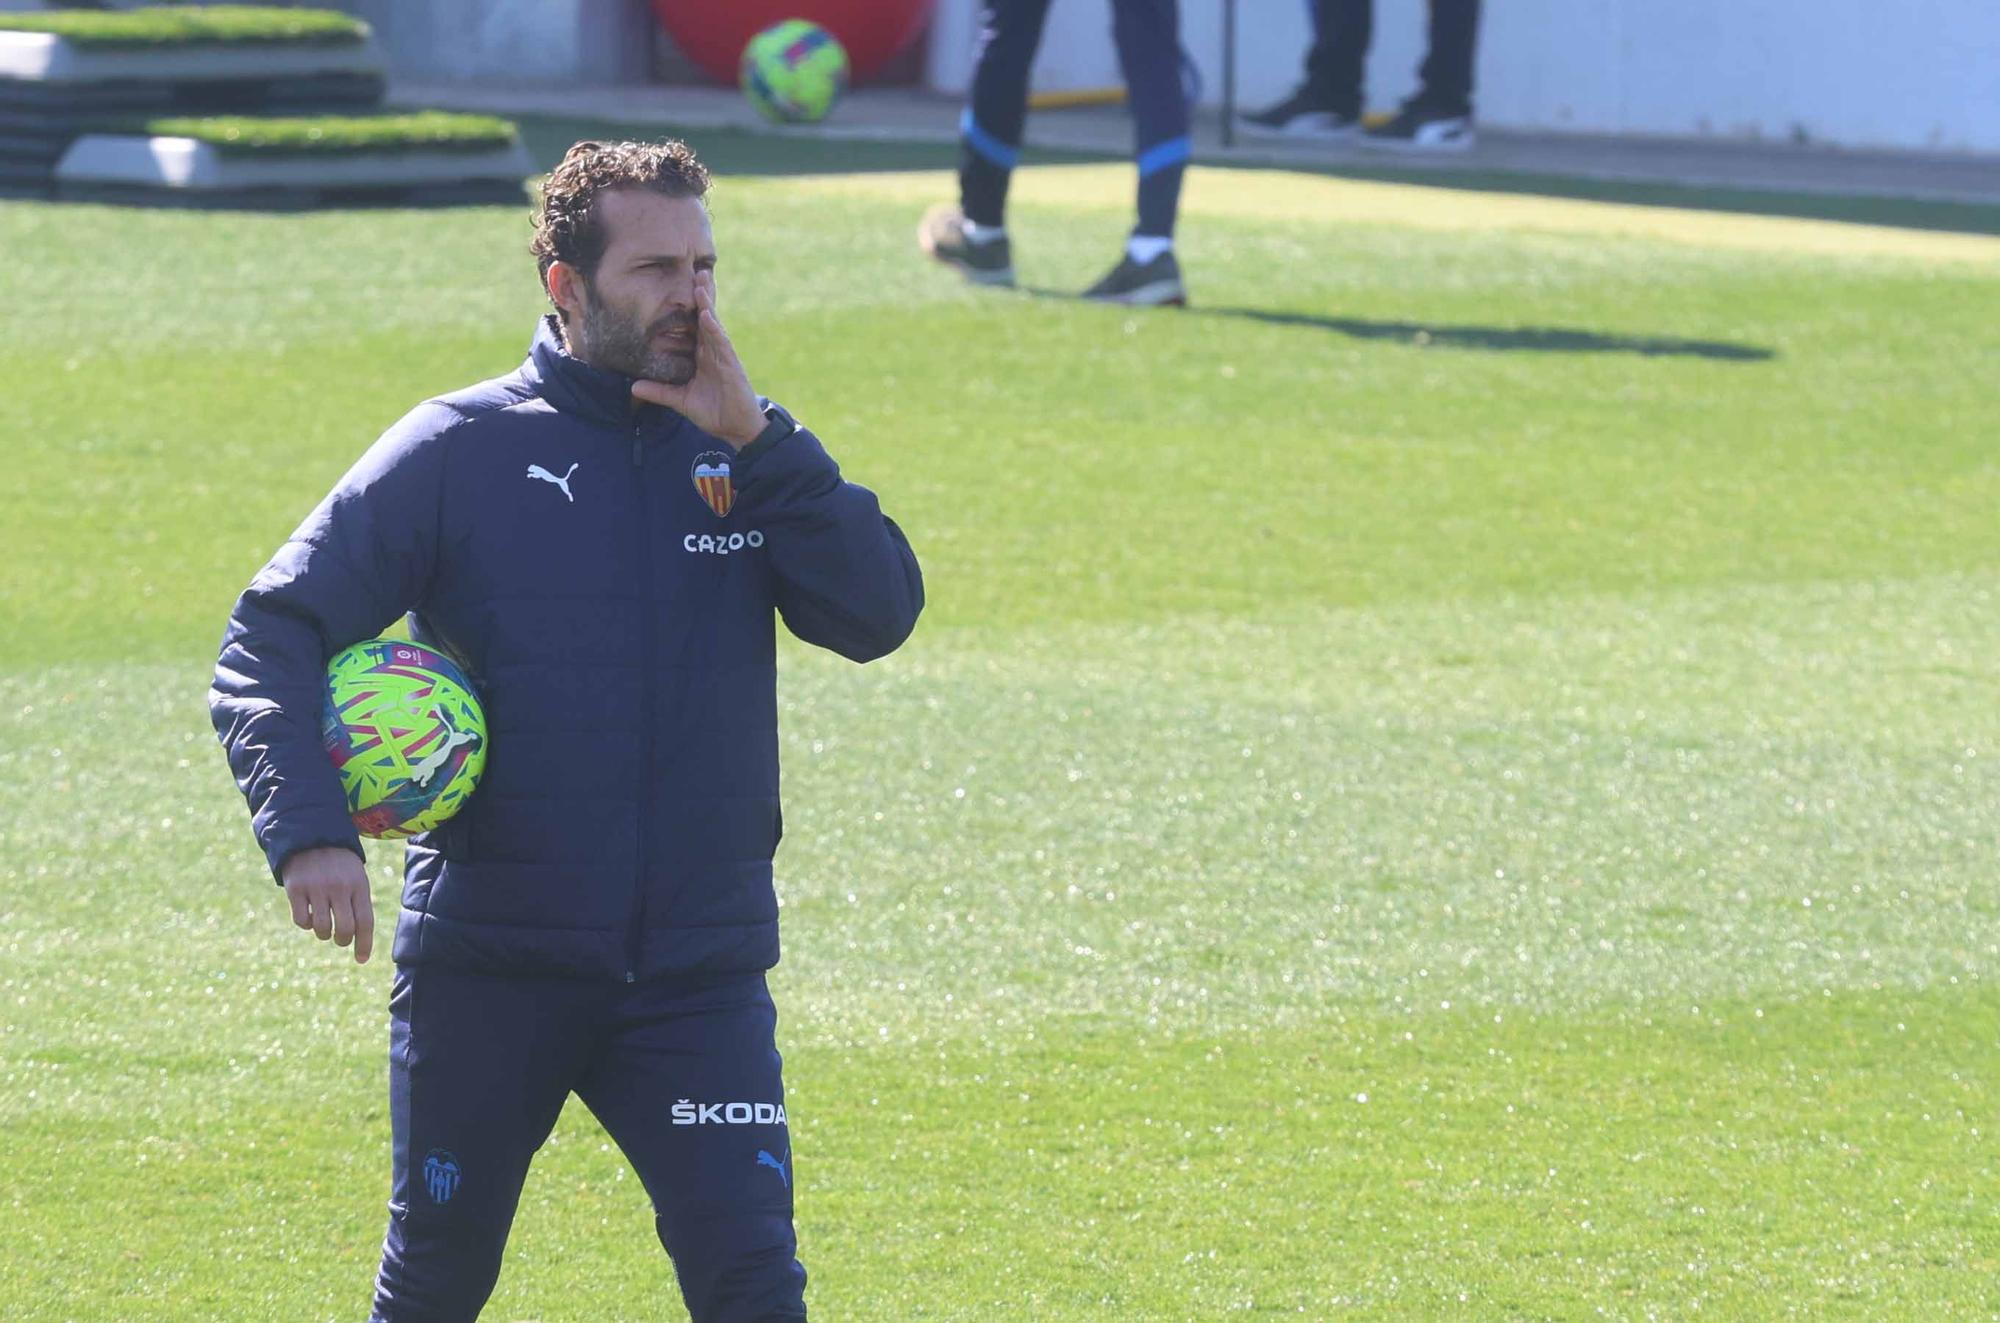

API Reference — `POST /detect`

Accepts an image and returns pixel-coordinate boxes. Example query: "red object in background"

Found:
[652,0,935,87]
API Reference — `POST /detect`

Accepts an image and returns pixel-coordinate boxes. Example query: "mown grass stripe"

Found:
[0,5,366,49]
[132,111,518,157]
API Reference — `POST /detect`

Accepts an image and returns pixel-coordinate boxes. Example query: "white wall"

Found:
[341,0,652,85]
[926,0,2000,152]
[927,0,1317,114]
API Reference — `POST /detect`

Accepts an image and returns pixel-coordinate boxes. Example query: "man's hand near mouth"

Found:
[631,270,765,450]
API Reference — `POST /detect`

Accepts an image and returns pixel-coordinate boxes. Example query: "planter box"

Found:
[0,26,391,191]
[0,28,381,82]
[0,29,384,119]
[54,131,533,207]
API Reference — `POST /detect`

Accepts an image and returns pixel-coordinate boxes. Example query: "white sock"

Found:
[1126,234,1173,264]
[962,220,1008,246]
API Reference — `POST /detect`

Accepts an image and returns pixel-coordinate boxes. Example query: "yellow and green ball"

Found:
[321,638,486,839]
[740,19,848,125]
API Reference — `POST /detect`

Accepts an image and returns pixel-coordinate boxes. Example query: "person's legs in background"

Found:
[1083,0,1191,305]
[1413,0,1480,115]
[960,0,1057,227]
[1363,0,1481,150]
[1240,0,1371,139]
[1303,0,1373,119]
[920,0,1056,285]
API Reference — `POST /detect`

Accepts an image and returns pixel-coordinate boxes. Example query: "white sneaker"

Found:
[1238,88,1362,141]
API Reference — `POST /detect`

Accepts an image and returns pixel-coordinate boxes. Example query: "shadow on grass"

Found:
[1199,304,1776,360]
[1213,157,2000,239]
[9,107,1971,245]
[513,114,2000,239]
[1020,286,1775,360]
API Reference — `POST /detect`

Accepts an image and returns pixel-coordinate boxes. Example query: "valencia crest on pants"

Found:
[423,1149,461,1204]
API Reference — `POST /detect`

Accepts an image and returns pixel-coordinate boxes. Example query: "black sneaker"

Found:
[1360,104,1475,152]
[1238,86,1360,140]
[1082,250,1186,306]
[918,203,1014,286]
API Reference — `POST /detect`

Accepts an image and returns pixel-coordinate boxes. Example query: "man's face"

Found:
[565,189,716,385]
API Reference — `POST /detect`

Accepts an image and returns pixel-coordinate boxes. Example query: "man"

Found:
[1240,0,1482,151]
[919,0,1192,305]
[210,139,924,1322]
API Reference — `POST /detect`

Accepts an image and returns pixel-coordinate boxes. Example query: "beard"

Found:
[577,288,698,385]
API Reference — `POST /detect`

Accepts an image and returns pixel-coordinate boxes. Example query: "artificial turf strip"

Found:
[0,4,365,48]
[135,111,519,156]
[2,128,1998,1318]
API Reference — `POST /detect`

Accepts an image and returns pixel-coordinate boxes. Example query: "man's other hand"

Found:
[281,846,375,964]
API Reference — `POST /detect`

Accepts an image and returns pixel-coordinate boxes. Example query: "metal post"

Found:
[1220,0,1237,148]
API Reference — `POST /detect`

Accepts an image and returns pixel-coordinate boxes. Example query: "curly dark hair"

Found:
[531,138,712,297]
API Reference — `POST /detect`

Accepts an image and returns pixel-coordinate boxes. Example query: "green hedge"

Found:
[137,112,520,156]
[0,6,368,48]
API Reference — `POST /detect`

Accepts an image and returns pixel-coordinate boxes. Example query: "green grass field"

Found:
[3,123,1998,1319]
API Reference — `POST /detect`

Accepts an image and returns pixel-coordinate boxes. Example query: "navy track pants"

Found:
[959,0,1191,236]
[368,967,805,1323]
[1304,0,1482,118]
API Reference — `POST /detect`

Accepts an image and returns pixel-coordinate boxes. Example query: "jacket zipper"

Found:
[625,417,651,982]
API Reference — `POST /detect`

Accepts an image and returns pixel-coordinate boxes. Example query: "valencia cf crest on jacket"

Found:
[692,451,735,518]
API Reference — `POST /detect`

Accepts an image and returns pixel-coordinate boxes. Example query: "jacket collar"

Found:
[523,314,650,429]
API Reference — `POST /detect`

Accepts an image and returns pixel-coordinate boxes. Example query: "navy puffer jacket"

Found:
[210,316,923,981]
